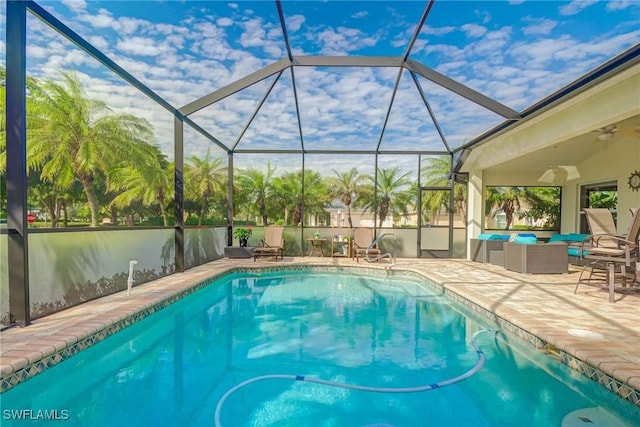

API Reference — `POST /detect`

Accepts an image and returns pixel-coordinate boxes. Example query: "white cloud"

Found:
[352,11,368,19]
[606,0,634,11]
[316,27,379,55]
[217,17,234,27]
[116,36,170,57]
[558,0,598,16]
[239,18,267,48]
[61,0,86,13]
[87,35,109,51]
[83,8,116,28]
[287,15,305,32]
[521,18,557,36]
[473,9,492,25]
[115,17,149,35]
[421,25,456,36]
[461,24,487,38]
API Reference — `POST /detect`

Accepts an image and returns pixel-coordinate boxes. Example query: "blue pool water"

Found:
[2,270,638,426]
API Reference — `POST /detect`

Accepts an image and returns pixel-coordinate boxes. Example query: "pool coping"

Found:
[1,260,639,409]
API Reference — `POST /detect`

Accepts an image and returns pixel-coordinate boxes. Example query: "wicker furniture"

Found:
[470,238,506,263]
[503,242,569,274]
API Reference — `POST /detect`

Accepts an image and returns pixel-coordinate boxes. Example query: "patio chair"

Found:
[583,208,620,242]
[253,226,285,261]
[352,228,381,262]
[575,208,640,302]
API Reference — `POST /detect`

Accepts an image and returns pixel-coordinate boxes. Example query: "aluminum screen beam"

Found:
[183,117,230,153]
[374,68,404,152]
[174,117,185,273]
[405,59,521,120]
[289,67,306,152]
[402,1,434,62]
[292,56,404,67]
[179,59,291,116]
[233,71,284,151]
[6,0,30,327]
[234,149,451,155]
[276,0,293,62]
[411,71,451,152]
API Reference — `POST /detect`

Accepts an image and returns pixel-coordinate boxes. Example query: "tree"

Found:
[485,186,527,230]
[359,167,412,227]
[272,169,329,226]
[272,171,302,225]
[235,162,276,226]
[111,145,174,226]
[420,156,467,225]
[184,148,226,226]
[326,167,367,228]
[26,72,155,227]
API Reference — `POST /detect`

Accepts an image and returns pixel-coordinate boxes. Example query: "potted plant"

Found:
[233,226,252,247]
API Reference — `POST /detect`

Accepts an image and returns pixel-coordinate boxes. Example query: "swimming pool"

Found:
[2,269,638,426]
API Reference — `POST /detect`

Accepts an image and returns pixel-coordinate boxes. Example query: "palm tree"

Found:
[235,161,276,226]
[1,66,49,217]
[420,156,467,225]
[110,146,174,226]
[184,148,226,226]
[359,167,412,227]
[485,186,528,230]
[271,171,301,225]
[326,167,366,228]
[272,169,329,226]
[303,170,331,224]
[26,71,155,227]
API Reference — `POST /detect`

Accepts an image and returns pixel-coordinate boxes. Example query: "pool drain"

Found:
[214,329,498,427]
[561,407,628,427]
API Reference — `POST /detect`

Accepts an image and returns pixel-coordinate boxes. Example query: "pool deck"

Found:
[1,257,639,406]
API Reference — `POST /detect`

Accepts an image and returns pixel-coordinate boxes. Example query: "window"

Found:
[484,186,561,231]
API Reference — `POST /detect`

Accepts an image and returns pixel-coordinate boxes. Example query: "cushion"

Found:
[568,247,589,257]
[548,234,570,242]
[567,233,590,242]
[478,233,509,240]
[514,236,537,245]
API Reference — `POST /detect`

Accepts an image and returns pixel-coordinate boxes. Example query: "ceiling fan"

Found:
[591,122,640,142]
[592,125,617,142]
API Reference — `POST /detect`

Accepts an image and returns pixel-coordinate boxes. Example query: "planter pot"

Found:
[239,238,248,247]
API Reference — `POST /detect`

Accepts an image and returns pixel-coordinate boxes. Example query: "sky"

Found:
[1,0,639,174]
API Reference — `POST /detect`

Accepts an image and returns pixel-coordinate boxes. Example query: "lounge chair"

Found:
[575,208,640,302]
[253,226,285,261]
[352,227,381,262]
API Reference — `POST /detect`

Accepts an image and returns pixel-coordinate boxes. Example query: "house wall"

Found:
[569,138,640,233]
[464,62,640,248]
[482,139,640,234]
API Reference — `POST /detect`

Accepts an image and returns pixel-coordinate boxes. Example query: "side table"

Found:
[307,238,327,256]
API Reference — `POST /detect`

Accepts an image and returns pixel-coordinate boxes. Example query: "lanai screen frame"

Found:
[5,0,638,326]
